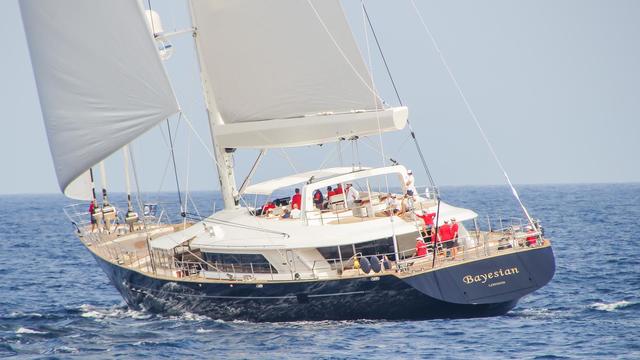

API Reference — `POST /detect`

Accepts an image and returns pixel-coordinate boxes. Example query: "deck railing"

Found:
[71,204,543,283]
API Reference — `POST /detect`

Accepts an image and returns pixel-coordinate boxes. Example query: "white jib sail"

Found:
[189,0,407,148]
[20,0,180,196]
[64,170,93,201]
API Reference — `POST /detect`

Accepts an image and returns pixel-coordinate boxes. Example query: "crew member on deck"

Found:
[346,183,359,209]
[415,237,428,258]
[290,203,301,219]
[439,220,453,256]
[416,210,436,230]
[324,186,335,209]
[89,200,97,232]
[334,183,343,195]
[405,169,417,195]
[291,188,302,210]
[313,189,324,209]
[261,201,276,216]
[450,218,459,259]
[384,193,399,216]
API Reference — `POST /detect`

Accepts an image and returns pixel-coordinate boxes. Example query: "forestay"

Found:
[189,0,407,148]
[20,0,179,197]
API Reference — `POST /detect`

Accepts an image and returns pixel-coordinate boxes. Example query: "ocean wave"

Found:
[15,327,48,335]
[79,304,152,320]
[4,311,43,319]
[509,307,556,318]
[167,311,210,322]
[589,300,637,312]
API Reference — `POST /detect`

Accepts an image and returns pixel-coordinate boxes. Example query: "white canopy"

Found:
[20,0,179,197]
[417,202,479,227]
[189,0,405,148]
[244,167,366,196]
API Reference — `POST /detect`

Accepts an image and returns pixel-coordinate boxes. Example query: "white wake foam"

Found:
[16,327,48,335]
[79,304,152,320]
[590,300,635,312]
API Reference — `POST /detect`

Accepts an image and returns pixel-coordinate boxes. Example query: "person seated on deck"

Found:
[415,237,428,258]
[261,201,276,216]
[345,183,360,209]
[334,183,344,195]
[280,208,291,219]
[324,186,335,209]
[291,188,302,210]
[450,218,459,259]
[313,189,324,209]
[290,203,301,219]
[398,191,415,217]
[439,220,453,256]
[383,193,399,216]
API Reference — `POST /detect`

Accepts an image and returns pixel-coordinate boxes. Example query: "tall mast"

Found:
[122,145,134,211]
[99,161,110,205]
[187,2,238,210]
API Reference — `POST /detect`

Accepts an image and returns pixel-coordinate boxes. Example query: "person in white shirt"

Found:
[345,183,360,209]
[405,169,417,195]
[290,203,301,219]
[384,193,399,216]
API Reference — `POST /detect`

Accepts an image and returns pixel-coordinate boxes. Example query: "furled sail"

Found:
[20,0,180,196]
[189,0,407,148]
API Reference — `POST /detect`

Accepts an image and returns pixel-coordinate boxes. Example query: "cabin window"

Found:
[202,253,277,274]
[354,237,394,257]
[317,238,394,262]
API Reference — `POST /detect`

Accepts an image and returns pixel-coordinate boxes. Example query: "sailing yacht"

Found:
[20,0,555,321]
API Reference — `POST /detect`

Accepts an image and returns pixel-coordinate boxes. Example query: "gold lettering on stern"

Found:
[462,267,519,285]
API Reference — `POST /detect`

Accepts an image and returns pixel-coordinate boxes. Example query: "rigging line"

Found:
[146,0,156,36]
[166,114,183,213]
[279,148,298,173]
[409,0,534,226]
[306,0,380,100]
[127,145,145,215]
[154,114,183,196]
[181,112,217,165]
[182,122,194,226]
[318,143,339,170]
[362,2,436,189]
[362,0,400,268]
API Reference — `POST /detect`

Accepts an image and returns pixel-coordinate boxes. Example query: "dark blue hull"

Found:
[90,246,555,322]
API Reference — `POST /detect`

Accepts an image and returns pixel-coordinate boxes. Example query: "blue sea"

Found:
[0,184,638,359]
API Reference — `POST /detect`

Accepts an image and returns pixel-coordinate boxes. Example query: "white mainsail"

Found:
[189,0,407,148]
[20,0,180,196]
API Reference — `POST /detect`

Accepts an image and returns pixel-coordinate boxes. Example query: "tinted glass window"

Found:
[203,253,277,274]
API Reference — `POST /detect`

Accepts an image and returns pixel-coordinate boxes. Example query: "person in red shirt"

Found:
[261,201,275,216]
[334,183,343,195]
[439,220,453,256]
[450,218,459,259]
[415,238,427,258]
[525,226,538,247]
[324,186,335,209]
[416,211,436,229]
[88,200,97,232]
[290,188,302,210]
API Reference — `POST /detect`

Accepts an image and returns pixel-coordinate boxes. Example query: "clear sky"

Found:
[1,0,639,196]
